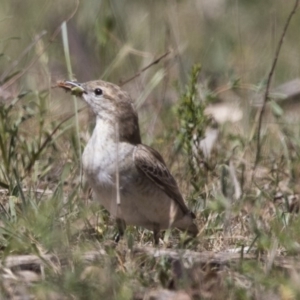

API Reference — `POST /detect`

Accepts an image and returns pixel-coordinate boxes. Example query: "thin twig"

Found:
[115,123,120,206]
[254,0,299,168]
[0,0,79,91]
[3,247,300,272]
[119,50,171,86]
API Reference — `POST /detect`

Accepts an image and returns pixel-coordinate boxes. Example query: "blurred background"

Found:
[1,0,300,150]
[2,0,300,80]
[0,0,300,120]
[1,0,299,111]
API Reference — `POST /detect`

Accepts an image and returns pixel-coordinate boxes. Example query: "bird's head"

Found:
[58,80,141,144]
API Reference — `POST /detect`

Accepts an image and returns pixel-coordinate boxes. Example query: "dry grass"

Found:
[0,1,300,299]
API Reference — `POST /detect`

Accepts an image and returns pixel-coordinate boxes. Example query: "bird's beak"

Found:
[57,80,87,96]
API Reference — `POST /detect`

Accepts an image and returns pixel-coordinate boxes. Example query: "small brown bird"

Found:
[58,80,198,244]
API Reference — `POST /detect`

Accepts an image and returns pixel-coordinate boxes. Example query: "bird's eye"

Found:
[94,88,103,96]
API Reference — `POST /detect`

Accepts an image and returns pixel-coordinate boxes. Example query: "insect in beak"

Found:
[57,81,87,96]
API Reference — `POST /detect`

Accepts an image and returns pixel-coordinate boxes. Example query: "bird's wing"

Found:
[134,144,193,216]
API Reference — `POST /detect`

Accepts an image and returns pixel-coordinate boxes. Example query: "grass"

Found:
[0,0,300,299]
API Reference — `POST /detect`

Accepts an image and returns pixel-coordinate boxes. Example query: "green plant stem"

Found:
[61,21,82,182]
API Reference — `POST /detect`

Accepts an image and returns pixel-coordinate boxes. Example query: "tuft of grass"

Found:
[175,64,212,206]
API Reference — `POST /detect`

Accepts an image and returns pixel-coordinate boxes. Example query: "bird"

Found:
[58,79,198,245]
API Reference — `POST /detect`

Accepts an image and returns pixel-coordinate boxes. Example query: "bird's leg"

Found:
[153,223,160,246]
[114,218,126,243]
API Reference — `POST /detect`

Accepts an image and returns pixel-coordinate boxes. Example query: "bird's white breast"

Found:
[82,118,136,214]
[82,117,192,231]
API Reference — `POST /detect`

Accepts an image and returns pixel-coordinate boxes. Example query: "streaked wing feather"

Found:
[134,144,191,215]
